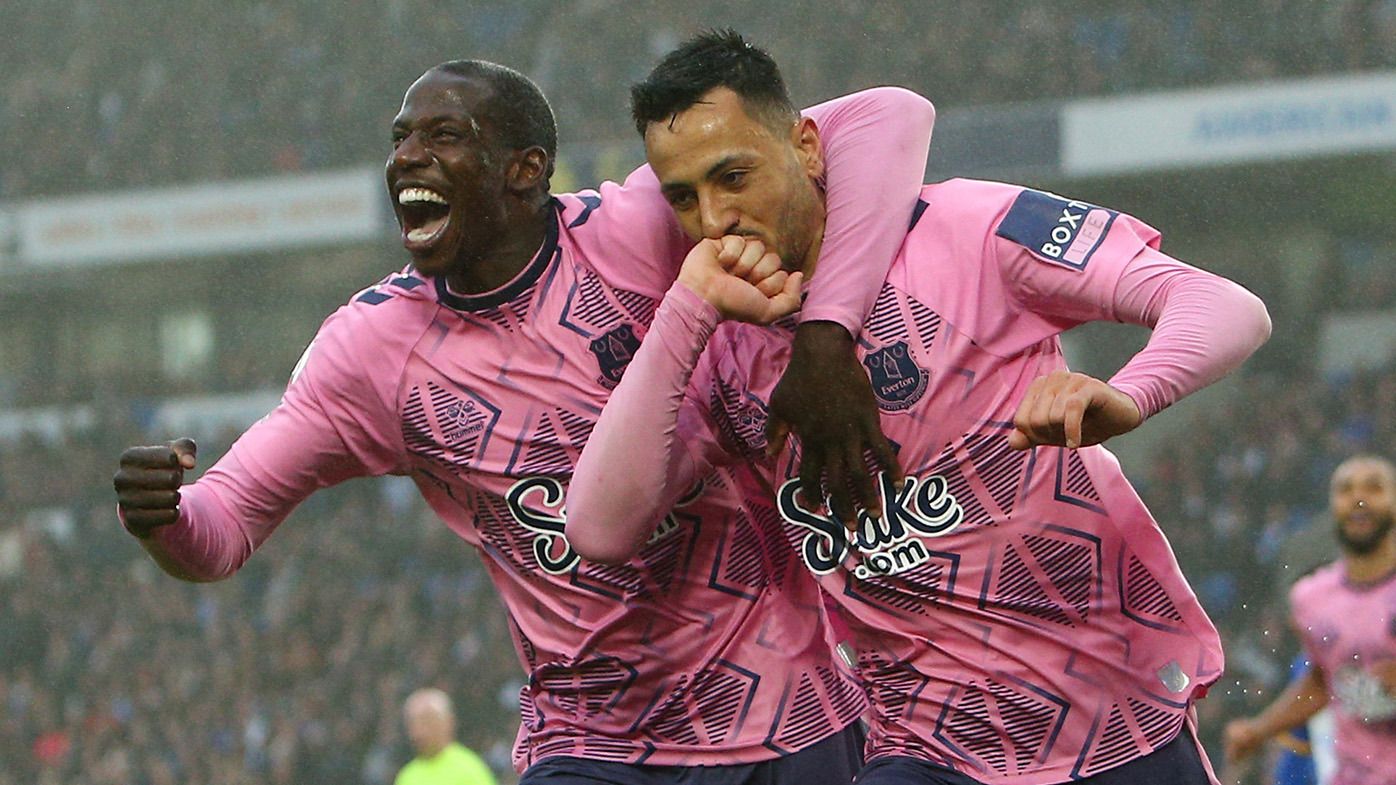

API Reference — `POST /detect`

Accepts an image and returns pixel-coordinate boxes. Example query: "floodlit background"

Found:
[2,2,1394,783]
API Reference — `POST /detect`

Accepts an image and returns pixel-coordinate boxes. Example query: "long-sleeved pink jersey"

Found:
[1290,562,1396,785]
[567,179,1272,783]
[142,88,936,770]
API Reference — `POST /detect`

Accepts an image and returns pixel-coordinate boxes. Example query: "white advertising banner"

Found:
[1062,72,1396,176]
[16,167,387,267]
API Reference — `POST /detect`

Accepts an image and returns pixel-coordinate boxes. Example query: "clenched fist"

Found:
[113,438,198,537]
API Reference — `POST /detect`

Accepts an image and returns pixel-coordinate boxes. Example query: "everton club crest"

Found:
[590,324,641,389]
[864,341,928,411]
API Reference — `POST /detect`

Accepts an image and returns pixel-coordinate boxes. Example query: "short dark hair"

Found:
[630,29,797,137]
[434,59,557,182]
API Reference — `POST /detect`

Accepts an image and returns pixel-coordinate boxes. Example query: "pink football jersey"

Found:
[143,88,936,770]
[1291,562,1396,785]
[568,179,1272,783]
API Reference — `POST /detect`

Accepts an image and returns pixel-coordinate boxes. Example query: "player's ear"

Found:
[791,117,824,180]
[507,146,549,193]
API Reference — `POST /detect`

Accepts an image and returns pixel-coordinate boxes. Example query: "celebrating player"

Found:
[1225,455,1396,785]
[565,30,1272,785]
[112,58,935,782]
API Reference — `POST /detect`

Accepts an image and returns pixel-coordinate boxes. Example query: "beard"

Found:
[1337,509,1396,555]
[772,183,822,274]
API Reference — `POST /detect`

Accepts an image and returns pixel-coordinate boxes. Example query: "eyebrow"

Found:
[392,114,479,131]
[660,154,749,192]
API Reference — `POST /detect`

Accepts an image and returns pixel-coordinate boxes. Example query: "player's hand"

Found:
[678,236,803,324]
[114,438,198,538]
[768,321,902,523]
[1007,371,1142,451]
[1222,718,1266,763]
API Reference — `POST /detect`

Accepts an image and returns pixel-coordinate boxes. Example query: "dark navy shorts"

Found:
[854,726,1211,785]
[519,723,866,785]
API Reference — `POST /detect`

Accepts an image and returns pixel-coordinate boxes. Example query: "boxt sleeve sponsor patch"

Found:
[995,189,1117,270]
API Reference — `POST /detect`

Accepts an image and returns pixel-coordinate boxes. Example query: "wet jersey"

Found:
[142,88,936,771]
[568,179,1272,783]
[1291,562,1396,785]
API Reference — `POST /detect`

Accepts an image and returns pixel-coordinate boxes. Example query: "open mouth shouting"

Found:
[396,185,452,255]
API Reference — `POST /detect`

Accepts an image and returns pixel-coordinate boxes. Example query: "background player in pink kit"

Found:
[565,32,1272,785]
[111,55,937,783]
[1225,456,1396,785]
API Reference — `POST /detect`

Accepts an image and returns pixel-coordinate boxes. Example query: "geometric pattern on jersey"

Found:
[1118,548,1186,632]
[978,524,1102,630]
[963,431,1029,518]
[842,548,960,619]
[923,431,1028,528]
[1053,449,1105,514]
[931,675,1071,777]
[558,266,658,338]
[923,444,992,529]
[557,268,658,392]
[470,281,541,334]
[1071,695,1185,779]
[471,480,580,583]
[510,406,596,477]
[530,731,656,765]
[642,660,760,747]
[402,381,501,470]
[744,500,795,592]
[856,650,932,731]
[863,283,941,350]
[709,377,770,462]
[771,664,871,753]
[513,621,540,672]
[632,508,700,599]
[708,506,779,601]
[571,514,698,603]
[533,655,640,722]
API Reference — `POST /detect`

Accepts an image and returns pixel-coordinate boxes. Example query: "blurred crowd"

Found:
[2,357,1393,783]
[0,425,521,785]
[5,1,1396,783]
[1142,363,1396,750]
[4,0,1396,199]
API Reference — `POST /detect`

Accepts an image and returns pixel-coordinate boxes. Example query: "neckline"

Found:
[1340,560,1396,592]
[433,199,561,312]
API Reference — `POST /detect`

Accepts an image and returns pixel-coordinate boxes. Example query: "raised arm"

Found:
[797,86,935,332]
[767,86,935,520]
[1102,249,1272,421]
[114,307,408,581]
[566,237,799,563]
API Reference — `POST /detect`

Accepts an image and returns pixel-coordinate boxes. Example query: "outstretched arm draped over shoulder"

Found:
[798,86,936,332]
[769,87,936,518]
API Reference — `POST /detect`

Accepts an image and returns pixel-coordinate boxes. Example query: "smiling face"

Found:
[1331,457,1396,556]
[385,69,514,278]
[643,87,826,274]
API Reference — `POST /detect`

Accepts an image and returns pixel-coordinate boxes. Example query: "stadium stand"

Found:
[0,425,521,785]
[2,1,1393,198]
[3,3,1396,783]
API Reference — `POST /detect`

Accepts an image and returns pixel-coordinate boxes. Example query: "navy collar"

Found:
[434,199,561,312]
